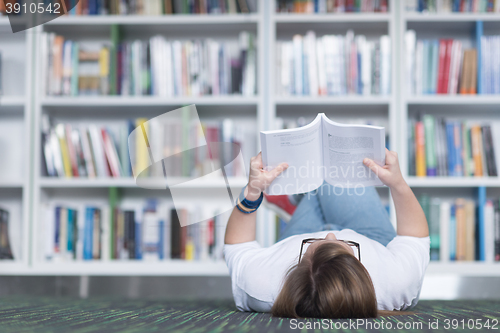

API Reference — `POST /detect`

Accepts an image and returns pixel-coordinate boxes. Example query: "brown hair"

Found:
[271,242,378,319]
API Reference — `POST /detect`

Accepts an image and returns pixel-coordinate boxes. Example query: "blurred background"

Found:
[0,0,499,301]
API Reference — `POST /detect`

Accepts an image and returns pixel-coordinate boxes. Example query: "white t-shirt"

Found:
[224,229,430,312]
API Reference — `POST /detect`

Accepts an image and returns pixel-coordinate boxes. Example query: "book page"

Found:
[321,114,385,187]
[261,114,324,195]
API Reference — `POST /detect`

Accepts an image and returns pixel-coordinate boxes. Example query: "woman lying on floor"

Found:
[223,149,429,318]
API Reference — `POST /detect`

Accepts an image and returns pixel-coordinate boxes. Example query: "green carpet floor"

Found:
[0,297,498,332]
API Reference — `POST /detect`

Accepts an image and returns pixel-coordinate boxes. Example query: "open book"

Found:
[260,114,386,195]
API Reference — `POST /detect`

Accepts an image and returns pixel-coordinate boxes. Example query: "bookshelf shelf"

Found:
[406,95,500,105]
[406,177,500,187]
[38,177,248,188]
[27,2,265,275]
[4,261,229,276]
[0,19,32,268]
[404,13,500,22]
[0,179,25,188]
[274,96,391,105]
[44,14,260,26]
[41,96,260,107]
[0,262,33,275]
[273,13,391,23]
[427,262,500,276]
[399,2,500,275]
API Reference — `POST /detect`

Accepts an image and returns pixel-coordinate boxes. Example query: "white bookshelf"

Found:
[274,96,391,105]
[24,1,267,276]
[40,96,260,107]
[0,22,32,270]
[399,2,500,274]
[30,261,229,276]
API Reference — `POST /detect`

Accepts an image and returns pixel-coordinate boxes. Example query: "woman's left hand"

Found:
[363,148,405,191]
[245,152,288,200]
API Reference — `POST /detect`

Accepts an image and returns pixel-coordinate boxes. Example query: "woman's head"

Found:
[271,234,377,319]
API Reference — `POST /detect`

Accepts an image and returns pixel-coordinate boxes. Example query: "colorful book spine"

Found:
[0,208,14,259]
[423,115,437,176]
[443,39,453,93]
[67,208,75,258]
[476,21,483,94]
[485,199,495,262]
[410,36,481,96]
[449,204,456,260]
[478,186,487,261]
[437,39,447,94]
[471,125,484,176]
[276,0,388,12]
[83,207,93,260]
[446,121,455,176]
[43,32,256,98]
[452,122,463,176]
[429,198,441,261]
[135,215,142,260]
[455,198,466,261]
[495,199,500,261]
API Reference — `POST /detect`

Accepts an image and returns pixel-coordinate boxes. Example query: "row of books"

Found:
[276,31,391,96]
[408,115,499,177]
[42,30,257,97]
[275,0,389,13]
[42,200,229,261]
[0,208,13,260]
[0,0,257,15]
[479,35,500,95]
[406,0,500,13]
[405,32,477,95]
[419,191,500,262]
[41,115,247,178]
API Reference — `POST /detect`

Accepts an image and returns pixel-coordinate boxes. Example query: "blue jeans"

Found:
[278,182,397,246]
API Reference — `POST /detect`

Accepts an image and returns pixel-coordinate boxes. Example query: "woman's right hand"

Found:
[245,152,288,201]
[363,149,406,190]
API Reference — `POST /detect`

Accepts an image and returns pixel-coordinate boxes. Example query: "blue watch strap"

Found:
[238,185,263,207]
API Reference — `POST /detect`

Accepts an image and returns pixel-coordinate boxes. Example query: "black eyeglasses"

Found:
[298,238,361,264]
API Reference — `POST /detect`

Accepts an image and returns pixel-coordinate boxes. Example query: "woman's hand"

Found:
[245,152,288,200]
[363,149,406,190]
[364,149,428,238]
